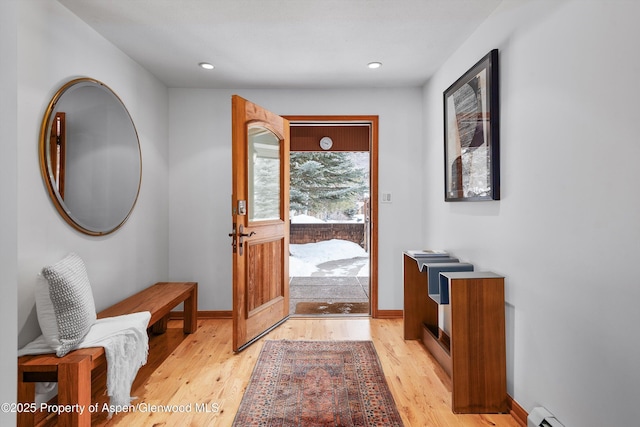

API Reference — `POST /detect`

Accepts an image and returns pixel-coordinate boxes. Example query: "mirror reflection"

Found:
[40,78,141,235]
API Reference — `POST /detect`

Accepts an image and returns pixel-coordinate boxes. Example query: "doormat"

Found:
[232,340,404,426]
[295,301,369,315]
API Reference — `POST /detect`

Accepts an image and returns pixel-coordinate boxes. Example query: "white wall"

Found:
[168,88,424,312]
[422,0,640,425]
[17,0,170,350]
[0,0,18,423]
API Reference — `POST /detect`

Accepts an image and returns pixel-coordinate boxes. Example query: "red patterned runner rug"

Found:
[232,340,404,427]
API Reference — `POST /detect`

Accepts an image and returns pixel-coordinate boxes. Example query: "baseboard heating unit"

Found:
[527,407,565,427]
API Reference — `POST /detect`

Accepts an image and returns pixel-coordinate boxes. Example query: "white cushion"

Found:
[39,253,97,356]
[34,273,60,350]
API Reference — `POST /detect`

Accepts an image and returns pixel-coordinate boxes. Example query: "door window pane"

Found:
[248,125,281,221]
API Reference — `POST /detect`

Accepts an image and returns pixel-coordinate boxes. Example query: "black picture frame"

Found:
[444,49,499,201]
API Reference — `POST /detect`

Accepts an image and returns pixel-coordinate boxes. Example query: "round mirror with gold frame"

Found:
[39,78,142,236]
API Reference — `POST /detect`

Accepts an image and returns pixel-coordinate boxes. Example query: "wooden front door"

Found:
[231,95,290,352]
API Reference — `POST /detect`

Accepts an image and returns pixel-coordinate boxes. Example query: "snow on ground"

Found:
[290,214,325,223]
[290,213,364,224]
[290,239,367,266]
[289,239,369,276]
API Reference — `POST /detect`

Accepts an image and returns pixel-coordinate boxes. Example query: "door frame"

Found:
[284,115,379,318]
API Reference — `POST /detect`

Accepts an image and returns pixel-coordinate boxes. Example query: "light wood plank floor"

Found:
[85,317,522,427]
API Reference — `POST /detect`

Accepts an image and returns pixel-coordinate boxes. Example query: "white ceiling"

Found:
[58,0,502,89]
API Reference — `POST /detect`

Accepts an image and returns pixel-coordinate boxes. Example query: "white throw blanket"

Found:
[19,311,151,413]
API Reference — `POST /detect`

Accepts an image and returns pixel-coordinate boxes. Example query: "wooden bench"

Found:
[17,281,198,427]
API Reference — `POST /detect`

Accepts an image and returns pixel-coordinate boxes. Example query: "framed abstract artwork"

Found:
[444,49,500,201]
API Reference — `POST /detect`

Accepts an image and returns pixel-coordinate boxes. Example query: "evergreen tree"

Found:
[290,152,367,220]
[252,155,280,219]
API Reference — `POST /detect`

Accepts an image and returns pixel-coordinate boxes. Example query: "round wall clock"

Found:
[319,136,333,150]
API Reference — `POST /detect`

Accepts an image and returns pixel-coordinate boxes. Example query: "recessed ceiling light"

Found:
[199,62,214,70]
[368,62,382,69]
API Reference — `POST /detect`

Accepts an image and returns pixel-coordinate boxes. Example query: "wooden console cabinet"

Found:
[403,254,460,340]
[403,254,507,414]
